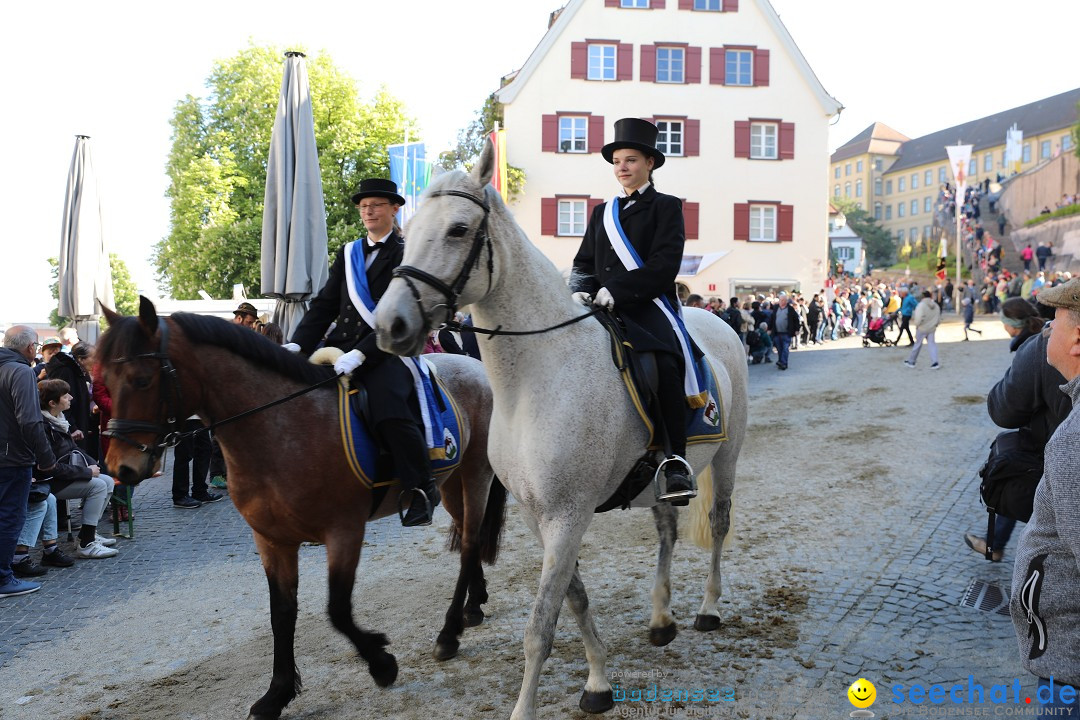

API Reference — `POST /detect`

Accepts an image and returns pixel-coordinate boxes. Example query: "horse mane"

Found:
[99,313,335,386]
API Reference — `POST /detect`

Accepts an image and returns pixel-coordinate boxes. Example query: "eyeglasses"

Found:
[357,201,391,212]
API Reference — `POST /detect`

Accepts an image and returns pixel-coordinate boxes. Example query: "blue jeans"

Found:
[773,333,791,367]
[993,515,1017,550]
[1037,677,1079,716]
[0,466,33,585]
[18,494,57,547]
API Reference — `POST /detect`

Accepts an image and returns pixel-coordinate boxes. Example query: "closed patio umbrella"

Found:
[58,135,113,343]
[261,51,329,339]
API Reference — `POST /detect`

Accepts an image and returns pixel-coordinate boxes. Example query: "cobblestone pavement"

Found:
[0,319,1056,719]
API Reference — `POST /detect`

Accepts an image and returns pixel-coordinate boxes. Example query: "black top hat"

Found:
[350,178,405,206]
[601,118,665,169]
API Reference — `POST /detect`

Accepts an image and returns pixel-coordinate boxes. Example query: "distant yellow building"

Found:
[830,87,1080,250]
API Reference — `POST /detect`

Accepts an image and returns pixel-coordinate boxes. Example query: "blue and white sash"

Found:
[342,239,447,456]
[603,200,707,408]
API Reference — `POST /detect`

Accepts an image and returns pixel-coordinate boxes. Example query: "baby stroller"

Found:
[863,317,894,347]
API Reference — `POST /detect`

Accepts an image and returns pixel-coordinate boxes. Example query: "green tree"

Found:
[439,92,526,201]
[156,44,419,299]
[831,198,896,268]
[48,254,140,328]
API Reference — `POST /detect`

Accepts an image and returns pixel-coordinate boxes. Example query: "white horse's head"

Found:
[376,140,500,356]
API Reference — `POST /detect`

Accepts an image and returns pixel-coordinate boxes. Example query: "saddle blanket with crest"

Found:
[336,373,464,489]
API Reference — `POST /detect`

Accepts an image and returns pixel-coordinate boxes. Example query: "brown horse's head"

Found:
[98,296,183,486]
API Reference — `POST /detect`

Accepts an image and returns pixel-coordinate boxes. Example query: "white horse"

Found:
[375,141,748,720]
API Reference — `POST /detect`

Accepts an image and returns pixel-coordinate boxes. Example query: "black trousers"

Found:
[374,419,431,492]
[896,315,914,344]
[655,352,689,458]
[173,419,211,500]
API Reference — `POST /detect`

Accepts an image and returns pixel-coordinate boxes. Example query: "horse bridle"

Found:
[392,188,494,327]
[103,320,185,460]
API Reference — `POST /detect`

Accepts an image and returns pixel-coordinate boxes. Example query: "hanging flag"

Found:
[945,144,972,198]
[489,127,508,201]
[388,141,432,226]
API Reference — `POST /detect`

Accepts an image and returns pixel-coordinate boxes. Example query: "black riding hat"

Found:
[350,178,405,206]
[601,118,666,169]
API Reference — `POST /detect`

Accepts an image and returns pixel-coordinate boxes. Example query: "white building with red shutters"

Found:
[495,0,841,299]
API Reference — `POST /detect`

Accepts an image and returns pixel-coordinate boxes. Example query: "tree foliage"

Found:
[156,44,419,299]
[831,197,896,268]
[439,92,526,201]
[49,254,139,329]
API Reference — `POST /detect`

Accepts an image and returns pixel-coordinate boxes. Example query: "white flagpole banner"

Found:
[945,143,973,308]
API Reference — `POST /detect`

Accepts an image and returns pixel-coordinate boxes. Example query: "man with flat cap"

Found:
[232,302,259,329]
[288,178,440,526]
[570,117,698,504]
[1010,276,1080,715]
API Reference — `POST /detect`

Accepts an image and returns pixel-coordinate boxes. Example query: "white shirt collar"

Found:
[623,181,651,197]
[367,230,391,248]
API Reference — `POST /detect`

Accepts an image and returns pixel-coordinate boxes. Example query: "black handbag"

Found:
[977,429,1044,557]
[28,482,51,504]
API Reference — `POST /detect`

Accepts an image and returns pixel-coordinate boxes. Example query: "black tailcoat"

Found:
[290,233,417,424]
[571,186,686,356]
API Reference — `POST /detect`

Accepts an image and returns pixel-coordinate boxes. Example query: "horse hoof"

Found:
[369,652,399,688]
[463,607,485,627]
[579,689,615,714]
[648,622,677,646]
[694,614,721,632]
[434,639,459,661]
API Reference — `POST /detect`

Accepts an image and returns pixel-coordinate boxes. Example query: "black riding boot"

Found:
[375,419,441,527]
[655,354,696,505]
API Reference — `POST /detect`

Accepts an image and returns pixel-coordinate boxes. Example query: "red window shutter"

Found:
[685,119,701,156]
[686,46,702,84]
[683,201,700,240]
[778,204,794,241]
[709,47,725,85]
[653,0,666,7]
[733,203,750,241]
[617,43,633,81]
[679,0,693,8]
[779,122,795,160]
[541,198,558,236]
[753,48,770,86]
[588,115,605,153]
[723,0,738,10]
[605,0,619,6]
[588,197,603,218]
[542,114,558,152]
[640,45,656,83]
[571,42,587,80]
[734,120,751,158]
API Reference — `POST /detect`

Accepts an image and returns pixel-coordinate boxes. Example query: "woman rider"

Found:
[569,118,699,503]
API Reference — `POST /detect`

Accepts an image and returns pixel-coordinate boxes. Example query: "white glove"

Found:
[593,287,615,310]
[571,291,592,307]
[333,349,366,375]
[282,342,301,353]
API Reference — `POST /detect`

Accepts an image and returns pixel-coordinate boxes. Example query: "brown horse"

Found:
[98,298,505,720]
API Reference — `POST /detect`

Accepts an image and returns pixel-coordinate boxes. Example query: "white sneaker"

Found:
[94,533,118,547]
[76,540,118,559]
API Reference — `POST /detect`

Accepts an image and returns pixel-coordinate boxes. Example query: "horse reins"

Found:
[104,321,341,459]
[393,186,606,338]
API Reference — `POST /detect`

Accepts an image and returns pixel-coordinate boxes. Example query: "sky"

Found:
[2,0,1076,324]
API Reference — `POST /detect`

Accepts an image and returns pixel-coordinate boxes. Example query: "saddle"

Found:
[591,312,727,514]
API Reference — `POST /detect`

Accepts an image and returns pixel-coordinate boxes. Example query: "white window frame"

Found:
[655,119,684,157]
[834,167,841,179]
[656,46,685,83]
[622,0,649,6]
[557,199,587,236]
[1064,134,1074,152]
[924,196,932,213]
[855,179,863,198]
[1041,140,1052,159]
[725,49,752,86]
[1023,144,1031,163]
[938,166,947,183]
[694,0,720,9]
[925,169,932,186]
[898,177,906,192]
[558,116,588,154]
[910,199,918,216]
[748,204,777,242]
[874,177,882,196]
[834,184,841,197]
[750,122,777,159]
[885,205,892,220]
[844,182,851,198]
[856,160,864,172]
[587,44,617,81]
[910,173,918,189]
[874,202,882,220]
[968,158,977,176]
[835,246,854,261]
[984,153,993,172]
[898,202,905,218]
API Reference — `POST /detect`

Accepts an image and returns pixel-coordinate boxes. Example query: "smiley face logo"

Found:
[847,678,877,709]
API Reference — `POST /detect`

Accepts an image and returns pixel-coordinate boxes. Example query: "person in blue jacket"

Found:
[895,286,918,345]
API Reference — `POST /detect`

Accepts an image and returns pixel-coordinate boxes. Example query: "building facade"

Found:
[830,87,1080,250]
[496,0,841,299]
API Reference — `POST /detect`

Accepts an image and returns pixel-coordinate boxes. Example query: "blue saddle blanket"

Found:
[621,353,727,450]
[337,374,464,488]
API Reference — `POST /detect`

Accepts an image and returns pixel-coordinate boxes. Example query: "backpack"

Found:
[724,307,743,334]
